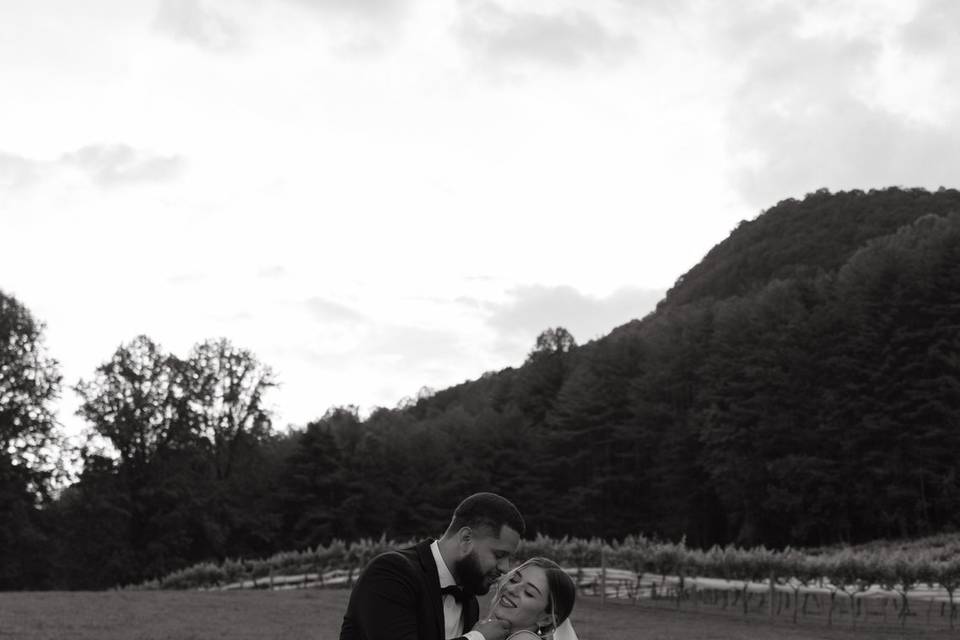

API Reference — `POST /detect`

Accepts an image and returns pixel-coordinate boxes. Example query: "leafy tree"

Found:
[0,289,64,493]
[529,327,577,357]
[179,339,279,559]
[0,289,64,588]
[73,336,197,583]
[75,335,186,472]
[71,336,280,585]
[512,328,578,425]
[181,338,276,480]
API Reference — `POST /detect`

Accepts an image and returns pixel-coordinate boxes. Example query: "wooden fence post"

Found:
[769,571,775,618]
[600,547,606,609]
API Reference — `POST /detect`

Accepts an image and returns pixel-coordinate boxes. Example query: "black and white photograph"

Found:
[2,1,960,638]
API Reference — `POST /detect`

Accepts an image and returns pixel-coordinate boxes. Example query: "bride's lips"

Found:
[498,593,518,609]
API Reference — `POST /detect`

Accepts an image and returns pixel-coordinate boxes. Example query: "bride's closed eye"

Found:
[507,574,538,598]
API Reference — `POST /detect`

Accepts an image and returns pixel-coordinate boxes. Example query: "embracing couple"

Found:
[339,492,578,640]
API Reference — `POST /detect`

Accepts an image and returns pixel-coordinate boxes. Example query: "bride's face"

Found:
[489,565,552,632]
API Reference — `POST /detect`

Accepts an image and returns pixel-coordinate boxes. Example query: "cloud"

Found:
[900,0,960,54]
[711,2,960,207]
[273,320,470,409]
[280,321,464,370]
[366,324,468,368]
[280,0,411,56]
[167,273,206,286]
[303,297,367,324]
[705,2,880,114]
[153,0,244,51]
[457,1,637,70]
[0,152,41,189]
[2,144,184,191]
[257,265,287,279]
[895,0,960,119]
[273,287,661,417]
[60,144,185,188]
[732,97,960,207]
[711,2,803,57]
[289,0,404,20]
[279,345,346,367]
[483,284,664,354]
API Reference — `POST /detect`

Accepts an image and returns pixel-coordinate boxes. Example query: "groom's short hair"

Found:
[446,492,525,537]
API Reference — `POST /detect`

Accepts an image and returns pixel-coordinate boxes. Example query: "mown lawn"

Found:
[0,589,955,639]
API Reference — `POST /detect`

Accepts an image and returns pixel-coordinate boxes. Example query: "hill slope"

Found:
[400,187,960,547]
[658,187,960,310]
[48,187,960,590]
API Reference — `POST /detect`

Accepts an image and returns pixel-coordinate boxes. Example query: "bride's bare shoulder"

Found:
[507,632,541,640]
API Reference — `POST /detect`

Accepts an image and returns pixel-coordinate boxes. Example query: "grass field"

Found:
[1,589,957,640]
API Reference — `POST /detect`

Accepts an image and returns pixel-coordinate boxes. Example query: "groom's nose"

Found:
[496,557,509,573]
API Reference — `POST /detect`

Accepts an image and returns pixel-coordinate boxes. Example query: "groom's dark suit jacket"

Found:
[339,539,480,640]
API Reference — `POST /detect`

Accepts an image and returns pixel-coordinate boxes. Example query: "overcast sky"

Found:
[2,0,957,436]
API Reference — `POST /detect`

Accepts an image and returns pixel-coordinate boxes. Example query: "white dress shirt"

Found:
[430,540,486,640]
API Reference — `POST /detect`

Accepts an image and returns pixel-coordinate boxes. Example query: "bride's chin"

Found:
[490,608,514,625]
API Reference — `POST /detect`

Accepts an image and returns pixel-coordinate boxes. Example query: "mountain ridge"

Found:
[36,186,960,589]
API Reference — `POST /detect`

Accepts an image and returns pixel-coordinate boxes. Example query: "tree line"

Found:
[2,187,960,590]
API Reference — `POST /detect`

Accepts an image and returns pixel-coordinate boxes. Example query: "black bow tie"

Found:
[441,585,467,605]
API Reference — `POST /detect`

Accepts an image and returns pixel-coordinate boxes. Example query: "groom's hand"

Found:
[473,618,511,640]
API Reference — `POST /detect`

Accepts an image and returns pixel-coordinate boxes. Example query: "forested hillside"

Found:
[2,187,959,590]
[655,187,960,310]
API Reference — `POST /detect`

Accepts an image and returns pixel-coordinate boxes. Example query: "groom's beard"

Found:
[453,550,496,596]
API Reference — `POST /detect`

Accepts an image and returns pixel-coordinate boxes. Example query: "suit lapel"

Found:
[416,540,446,640]
[464,596,480,631]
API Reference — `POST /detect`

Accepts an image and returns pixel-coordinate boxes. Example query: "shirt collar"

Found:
[430,540,457,589]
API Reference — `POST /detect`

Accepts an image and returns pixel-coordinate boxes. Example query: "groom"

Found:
[339,492,524,640]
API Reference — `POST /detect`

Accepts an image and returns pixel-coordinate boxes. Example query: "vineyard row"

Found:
[139,534,960,602]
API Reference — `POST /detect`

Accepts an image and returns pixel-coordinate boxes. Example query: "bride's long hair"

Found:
[493,557,576,635]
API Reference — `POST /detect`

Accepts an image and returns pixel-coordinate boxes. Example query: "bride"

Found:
[483,557,578,640]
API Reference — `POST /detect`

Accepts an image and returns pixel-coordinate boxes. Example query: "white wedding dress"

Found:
[506,619,578,640]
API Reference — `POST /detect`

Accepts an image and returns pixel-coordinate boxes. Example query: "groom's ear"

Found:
[456,526,474,554]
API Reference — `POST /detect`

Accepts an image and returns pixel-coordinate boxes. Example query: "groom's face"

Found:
[455,524,521,596]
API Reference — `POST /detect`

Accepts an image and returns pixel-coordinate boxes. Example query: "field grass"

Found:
[1,589,956,640]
